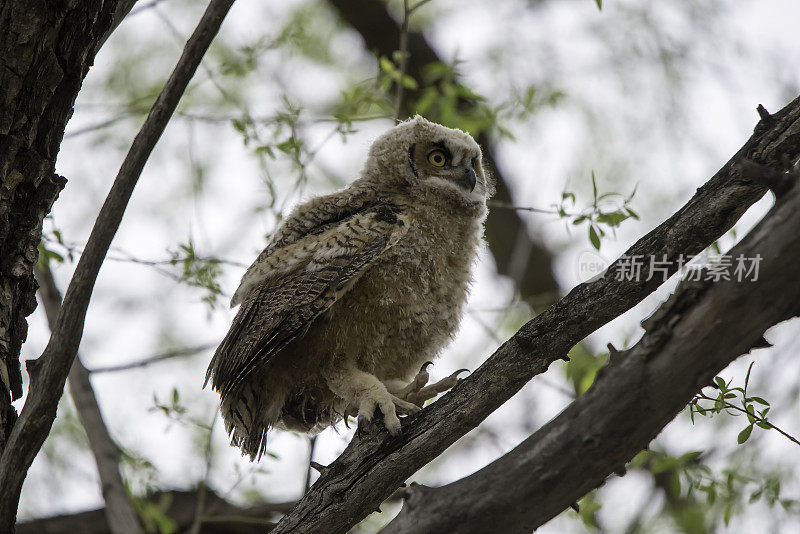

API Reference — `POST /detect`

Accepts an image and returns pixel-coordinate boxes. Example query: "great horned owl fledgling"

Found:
[205,116,493,459]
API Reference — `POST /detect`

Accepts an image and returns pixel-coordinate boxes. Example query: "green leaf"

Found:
[402,74,419,89]
[379,56,397,75]
[744,361,754,394]
[255,145,275,159]
[276,138,299,153]
[749,396,770,406]
[702,484,717,506]
[745,410,755,424]
[46,249,64,263]
[594,0,602,10]
[596,210,629,227]
[589,225,601,250]
[678,451,702,463]
[714,376,726,390]
[737,424,754,444]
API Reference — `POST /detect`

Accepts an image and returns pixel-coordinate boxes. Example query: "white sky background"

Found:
[13,0,800,531]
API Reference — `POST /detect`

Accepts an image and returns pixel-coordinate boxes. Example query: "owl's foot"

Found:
[393,363,469,408]
[327,367,419,435]
[353,391,419,435]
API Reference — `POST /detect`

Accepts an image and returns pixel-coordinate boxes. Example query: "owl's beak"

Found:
[456,167,477,192]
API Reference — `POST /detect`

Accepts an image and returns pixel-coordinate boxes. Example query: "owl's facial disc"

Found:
[408,142,482,196]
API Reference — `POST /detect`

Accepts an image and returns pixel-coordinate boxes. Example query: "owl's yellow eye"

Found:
[427,149,447,167]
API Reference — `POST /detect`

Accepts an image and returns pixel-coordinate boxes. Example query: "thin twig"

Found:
[0,0,236,524]
[189,412,218,534]
[694,392,800,447]
[395,0,411,120]
[487,199,569,216]
[304,435,318,494]
[90,344,216,374]
[64,115,135,139]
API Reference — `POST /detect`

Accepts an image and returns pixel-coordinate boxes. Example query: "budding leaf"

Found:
[737,424,754,444]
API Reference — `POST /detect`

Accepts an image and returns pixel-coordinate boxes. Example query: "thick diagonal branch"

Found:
[271,95,800,534]
[0,0,235,528]
[34,263,141,534]
[383,174,800,534]
[327,0,560,305]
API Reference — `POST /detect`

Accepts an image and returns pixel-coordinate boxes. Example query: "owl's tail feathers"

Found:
[220,384,278,462]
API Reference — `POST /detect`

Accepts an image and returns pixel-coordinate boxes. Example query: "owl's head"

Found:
[362,116,493,205]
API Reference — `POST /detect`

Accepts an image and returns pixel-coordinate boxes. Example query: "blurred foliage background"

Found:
[18,0,800,532]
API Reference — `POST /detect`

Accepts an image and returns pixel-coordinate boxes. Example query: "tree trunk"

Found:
[0,0,120,451]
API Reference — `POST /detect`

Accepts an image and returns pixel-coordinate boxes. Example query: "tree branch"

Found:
[327,0,560,305]
[16,489,294,534]
[34,262,142,534]
[88,344,216,374]
[271,95,800,534]
[0,0,235,528]
[383,170,800,534]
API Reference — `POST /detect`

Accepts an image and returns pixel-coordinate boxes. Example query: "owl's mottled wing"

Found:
[206,203,408,397]
[230,185,379,306]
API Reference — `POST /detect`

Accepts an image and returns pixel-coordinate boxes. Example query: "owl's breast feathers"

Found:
[205,191,410,398]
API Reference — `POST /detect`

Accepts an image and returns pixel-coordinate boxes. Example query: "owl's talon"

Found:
[391,394,421,415]
[394,362,433,400]
[406,368,468,407]
[353,390,419,435]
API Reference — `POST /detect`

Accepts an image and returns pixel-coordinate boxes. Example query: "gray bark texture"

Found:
[270,95,800,534]
[327,0,560,306]
[382,168,800,533]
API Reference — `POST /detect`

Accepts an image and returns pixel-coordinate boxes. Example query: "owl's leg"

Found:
[324,366,419,435]
[388,363,469,408]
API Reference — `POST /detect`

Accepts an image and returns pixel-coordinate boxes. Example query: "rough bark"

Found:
[0,0,122,456]
[383,172,800,533]
[327,0,560,306]
[16,489,293,534]
[270,95,800,534]
[35,264,142,534]
[0,0,235,529]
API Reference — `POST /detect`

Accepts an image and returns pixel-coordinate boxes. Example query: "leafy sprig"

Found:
[689,362,799,447]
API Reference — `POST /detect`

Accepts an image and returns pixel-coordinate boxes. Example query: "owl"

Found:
[206,116,493,460]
